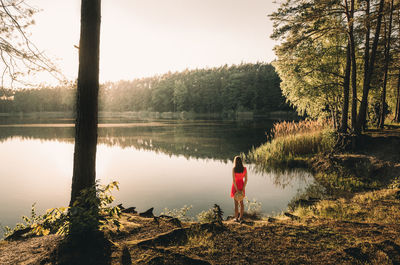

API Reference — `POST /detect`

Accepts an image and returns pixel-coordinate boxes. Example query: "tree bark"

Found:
[395,11,400,123]
[349,0,357,131]
[378,0,394,129]
[70,0,101,206]
[340,41,351,133]
[395,70,400,122]
[344,0,357,131]
[355,0,385,134]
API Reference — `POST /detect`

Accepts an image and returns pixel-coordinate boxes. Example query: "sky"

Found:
[27,0,279,84]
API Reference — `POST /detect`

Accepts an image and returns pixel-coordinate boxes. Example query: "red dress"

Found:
[230,167,246,198]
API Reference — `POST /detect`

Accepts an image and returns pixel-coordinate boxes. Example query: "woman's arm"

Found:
[232,168,238,191]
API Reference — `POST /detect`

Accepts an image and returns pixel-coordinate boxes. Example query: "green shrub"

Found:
[2,181,121,239]
[161,205,193,222]
[1,203,45,239]
[197,204,224,224]
[244,198,262,219]
[67,181,122,236]
[197,208,214,223]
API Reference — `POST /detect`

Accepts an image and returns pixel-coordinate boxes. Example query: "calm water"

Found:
[0,117,313,237]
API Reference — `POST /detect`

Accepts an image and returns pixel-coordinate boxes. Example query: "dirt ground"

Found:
[1,213,400,265]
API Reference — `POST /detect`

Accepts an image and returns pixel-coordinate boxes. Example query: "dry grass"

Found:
[186,230,215,254]
[292,189,400,224]
[270,119,332,139]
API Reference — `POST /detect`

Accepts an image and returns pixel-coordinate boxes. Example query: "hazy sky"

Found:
[28,0,279,83]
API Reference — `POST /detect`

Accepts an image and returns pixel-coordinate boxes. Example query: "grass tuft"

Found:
[249,119,335,169]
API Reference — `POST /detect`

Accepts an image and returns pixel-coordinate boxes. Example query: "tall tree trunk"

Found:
[395,70,400,122]
[355,0,385,134]
[70,0,101,206]
[340,41,351,133]
[378,0,394,129]
[356,0,370,133]
[395,11,400,123]
[349,0,357,131]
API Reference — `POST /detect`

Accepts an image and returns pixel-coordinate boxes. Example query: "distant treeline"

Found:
[0,63,290,114]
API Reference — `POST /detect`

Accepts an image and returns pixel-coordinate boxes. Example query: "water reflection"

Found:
[249,164,312,189]
[0,119,274,161]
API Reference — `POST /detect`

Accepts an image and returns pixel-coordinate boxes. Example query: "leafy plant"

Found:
[212,204,224,224]
[244,197,262,219]
[31,206,69,236]
[0,203,44,239]
[161,205,193,222]
[197,204,224,224]
[196,208,214,223]
[2,181,121,239]
[68,180,122,236]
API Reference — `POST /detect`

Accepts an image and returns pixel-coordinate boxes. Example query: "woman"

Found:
[230,156,248,222]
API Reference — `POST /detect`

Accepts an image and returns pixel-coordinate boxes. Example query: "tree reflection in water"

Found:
[0,118,276,162]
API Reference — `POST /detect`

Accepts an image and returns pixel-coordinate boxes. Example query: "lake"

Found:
[0,116,313,237]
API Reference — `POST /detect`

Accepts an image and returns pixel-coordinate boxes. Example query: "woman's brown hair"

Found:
[233,156,244,173]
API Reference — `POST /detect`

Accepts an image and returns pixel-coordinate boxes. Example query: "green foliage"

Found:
[196,208,214,223]
[244,198,262,219]
[0,203,43,239]
[68,181,122,236]
[173,80,189,111]
[161,205,193,222]
[270,0,400,129]
[1,181,121,239]
[28,207,69,236]
[271,0,347,120]
[212,204,224,224]
[314,172,380,195]
[389,177,400,189]
[197,204,224,224]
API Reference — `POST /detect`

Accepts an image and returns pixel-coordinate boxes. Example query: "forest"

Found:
[271,0,400,133]
[0,63,290,115]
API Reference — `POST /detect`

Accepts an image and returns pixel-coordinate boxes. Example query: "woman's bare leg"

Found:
[239,200,244,220]
[234,199,239,220]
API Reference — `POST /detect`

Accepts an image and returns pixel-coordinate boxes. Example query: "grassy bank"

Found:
[249,121,400,195]
[291,187,400,223]
[248,120,336,170]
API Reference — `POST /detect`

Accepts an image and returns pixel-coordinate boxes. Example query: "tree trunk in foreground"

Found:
[70,0,101,206]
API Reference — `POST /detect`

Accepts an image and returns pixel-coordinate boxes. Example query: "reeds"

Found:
[249,119,335,169]
[269,119,332,139]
